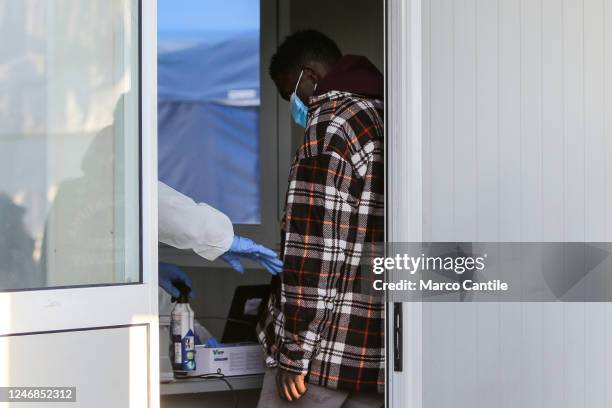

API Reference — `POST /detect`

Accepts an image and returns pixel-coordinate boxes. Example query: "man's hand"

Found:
[276,369,307,402]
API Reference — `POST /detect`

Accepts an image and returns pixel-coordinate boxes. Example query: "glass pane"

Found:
[0,0,140,290]
[157,0,261,224]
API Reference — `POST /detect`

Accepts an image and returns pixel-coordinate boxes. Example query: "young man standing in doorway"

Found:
[256,30,385,407]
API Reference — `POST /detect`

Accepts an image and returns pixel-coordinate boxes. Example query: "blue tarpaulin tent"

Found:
[158,30,260,224]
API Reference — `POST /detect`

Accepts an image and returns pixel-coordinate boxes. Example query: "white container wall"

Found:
[418,1,612,407]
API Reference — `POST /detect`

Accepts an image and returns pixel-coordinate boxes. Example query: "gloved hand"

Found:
[158,262,193,298]
[221,235,283,275]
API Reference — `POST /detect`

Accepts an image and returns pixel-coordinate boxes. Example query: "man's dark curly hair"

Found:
[269,30,342,80]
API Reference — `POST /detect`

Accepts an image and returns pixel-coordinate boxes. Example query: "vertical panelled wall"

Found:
[421,1,612,407]
[424,0,612,243]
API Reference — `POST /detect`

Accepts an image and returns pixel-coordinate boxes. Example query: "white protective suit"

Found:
[158,181,233,260]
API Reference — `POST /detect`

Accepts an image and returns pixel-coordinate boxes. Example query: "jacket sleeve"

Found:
[158,181,234,260]
[277,151,362,375]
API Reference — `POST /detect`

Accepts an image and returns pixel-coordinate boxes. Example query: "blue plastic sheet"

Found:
[158,32,261,224]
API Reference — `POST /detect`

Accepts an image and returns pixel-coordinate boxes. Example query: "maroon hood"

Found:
[313,55,383,100]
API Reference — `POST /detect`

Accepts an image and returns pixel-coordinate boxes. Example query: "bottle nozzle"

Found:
[172,282,192,303]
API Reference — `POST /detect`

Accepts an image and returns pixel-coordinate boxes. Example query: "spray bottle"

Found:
[171,283,196,374]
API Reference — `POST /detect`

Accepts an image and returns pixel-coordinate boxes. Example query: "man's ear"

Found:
[302,62,325,84]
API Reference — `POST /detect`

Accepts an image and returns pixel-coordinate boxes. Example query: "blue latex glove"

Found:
[158,262,193,298]
[221,236,283,275]
[206,337,221,348]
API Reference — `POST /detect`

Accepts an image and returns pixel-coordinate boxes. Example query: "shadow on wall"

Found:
[0,193,40,290]
[41,98,129,287]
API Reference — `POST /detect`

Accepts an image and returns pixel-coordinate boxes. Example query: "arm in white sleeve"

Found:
[158,181,233,260]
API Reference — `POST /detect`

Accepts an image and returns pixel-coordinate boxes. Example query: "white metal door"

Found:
[0,1,159,407]
[386,1,424,407]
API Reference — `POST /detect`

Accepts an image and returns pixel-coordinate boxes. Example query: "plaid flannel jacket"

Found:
[256,90,385,393]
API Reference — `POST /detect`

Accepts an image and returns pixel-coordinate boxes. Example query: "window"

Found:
[0,0,140,290]
[157,0,261,224]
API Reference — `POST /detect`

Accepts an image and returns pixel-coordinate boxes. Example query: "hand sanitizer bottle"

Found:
[171,285,196,374]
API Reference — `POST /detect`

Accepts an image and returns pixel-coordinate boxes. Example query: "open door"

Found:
[385,1,424,407]
[0,1,159,406]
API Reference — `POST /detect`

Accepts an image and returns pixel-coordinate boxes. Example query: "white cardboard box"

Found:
[188,343,266,377]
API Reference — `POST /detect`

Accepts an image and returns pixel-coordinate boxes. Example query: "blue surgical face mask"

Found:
[290,70,313,128]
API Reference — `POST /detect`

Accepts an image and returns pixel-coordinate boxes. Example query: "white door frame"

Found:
[0,0,159,406]
[386,0,423,407]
